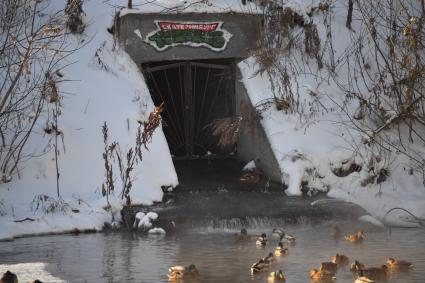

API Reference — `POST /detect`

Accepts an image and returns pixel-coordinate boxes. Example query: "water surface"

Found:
[1,219,424,283]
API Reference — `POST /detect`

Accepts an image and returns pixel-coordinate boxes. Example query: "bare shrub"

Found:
[31,194,70,214]
[0,0,76,184]
[65,0,85,34]
[101,104,164,206]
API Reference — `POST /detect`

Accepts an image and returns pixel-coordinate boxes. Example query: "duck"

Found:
[0,271,18,283]
[168,264,199,280]
[268,270,286,282]
[32,281,43,283]
[272,228,284,238]
[386,258,414,271]
[330,225,341,239]
[356,265,388,281]
[354,276,375,283]
[310,268,336,281]
[251,259,269,274]
[320,262,338,274]
[240,168,262,186]
[350,260,366,272]
[332,254,349,266]
[279,233,296,245]
[263,252,277,264]
[234,228,249,240]
[345,230,364,243]
[273,229,296,243]
[256,233,267,246]
[275,242,289,256]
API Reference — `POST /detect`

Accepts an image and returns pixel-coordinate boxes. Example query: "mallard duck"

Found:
[168,264,199,280]
[0,271,18,283]
[275,242,289,256]
[320,262,338,274]
[332,254,349,266]
[240,168,262,186]
[310,268,336,281]
[272,228,284,238]
[279,233,296,244]
[354,276,375,283]
[268,270,286,282]
[251,259,269,274]
[350,260,366,272]
[264,252,277,264]
[256,233,267,246]
[273,228,296,242]
[386,258,414,271]
[345,230,364,243]
[357,265,388,281]
[234,228,249,240]
[331,225,341,239]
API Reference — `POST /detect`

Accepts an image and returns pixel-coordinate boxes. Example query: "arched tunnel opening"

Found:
[143,59,236,159]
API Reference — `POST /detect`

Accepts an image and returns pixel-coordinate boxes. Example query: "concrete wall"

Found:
[117,11,283,185]
[235,68,283,184]
[117,13,261,64]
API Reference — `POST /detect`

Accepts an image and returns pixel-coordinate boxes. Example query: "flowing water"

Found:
[1,217,424,283]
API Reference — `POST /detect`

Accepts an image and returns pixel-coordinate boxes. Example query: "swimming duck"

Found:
[251,259,269,274]
[273,228,296,243]
[235,228,249,240]
[268,270,286,282]
[256,233,267,246]
[354,276,375,283]
[309,268,336,281]
[332,254,349,266]
[0,271,18,283]
[272,228,284,238]
[345,230,364,243]
[263,252,277,264]
[330,225,341,239]
[275,242,289,256]
[356,265,388,281]
[320,262,338,274]
[350,260,366,272]
[168,264,199,280]
[386,258,414,271]
[279,233,296,244]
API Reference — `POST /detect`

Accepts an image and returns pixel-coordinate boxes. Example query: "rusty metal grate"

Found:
[143,61,235,158]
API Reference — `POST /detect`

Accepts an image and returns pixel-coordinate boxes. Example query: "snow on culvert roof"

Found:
[110,0,262,15]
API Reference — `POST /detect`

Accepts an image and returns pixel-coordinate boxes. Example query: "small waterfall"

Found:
[193,216,313,232]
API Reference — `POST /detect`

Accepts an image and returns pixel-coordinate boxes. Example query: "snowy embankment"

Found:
[239,0,425,227]
[0,1,178,240]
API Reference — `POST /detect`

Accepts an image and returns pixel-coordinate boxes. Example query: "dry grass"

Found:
[211,117,242,147]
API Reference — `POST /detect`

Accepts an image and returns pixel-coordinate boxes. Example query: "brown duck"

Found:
[332,254,349,266]
[345,230,364,243]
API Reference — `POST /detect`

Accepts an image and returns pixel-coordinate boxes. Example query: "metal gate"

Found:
[144,61,235,158]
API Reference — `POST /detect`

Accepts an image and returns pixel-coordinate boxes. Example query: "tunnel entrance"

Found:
[143,59,235,159]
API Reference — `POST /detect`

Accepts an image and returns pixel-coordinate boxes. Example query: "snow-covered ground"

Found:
[1,0,424,242]
[239,0,425,227]
[0,0,178,240]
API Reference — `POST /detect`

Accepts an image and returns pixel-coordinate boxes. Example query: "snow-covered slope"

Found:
[0,0,178,240]
[239,0,425,227]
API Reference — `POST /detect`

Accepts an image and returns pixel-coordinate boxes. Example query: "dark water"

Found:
[0,218,424,283]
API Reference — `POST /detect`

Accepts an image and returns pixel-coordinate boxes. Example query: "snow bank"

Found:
[0,263,65,283]
[116,0,262,15]
[0,0,178,240]
[239,0,425,227]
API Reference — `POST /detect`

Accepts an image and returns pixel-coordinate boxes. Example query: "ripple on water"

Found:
[0,221,424,283]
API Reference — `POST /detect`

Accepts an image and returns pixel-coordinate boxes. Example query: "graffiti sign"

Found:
[144,21,233,52]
